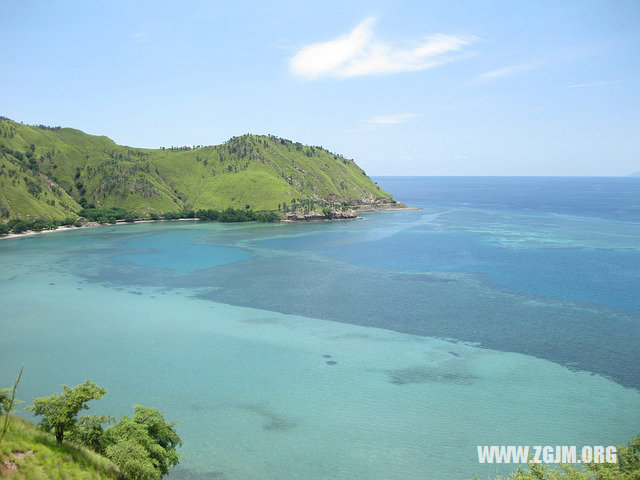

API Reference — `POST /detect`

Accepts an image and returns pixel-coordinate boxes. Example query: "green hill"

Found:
[0,117,395,220]
[0,416,120,479]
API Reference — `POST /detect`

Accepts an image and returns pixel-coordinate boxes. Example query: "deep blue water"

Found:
[370,176,640,313]
[375,176,640,222]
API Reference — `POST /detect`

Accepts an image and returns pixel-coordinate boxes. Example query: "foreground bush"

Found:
[16,379,182,479]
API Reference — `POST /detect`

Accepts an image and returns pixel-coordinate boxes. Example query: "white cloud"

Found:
[474,63,538,82]
[348,113,419,131]
[289,17,474,79]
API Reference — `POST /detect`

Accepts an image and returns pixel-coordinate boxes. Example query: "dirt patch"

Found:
[1,451,33,474]
[13,450,33,460]
[1,459,18,472]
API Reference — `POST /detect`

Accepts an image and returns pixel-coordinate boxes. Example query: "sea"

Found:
[1,176,639,479]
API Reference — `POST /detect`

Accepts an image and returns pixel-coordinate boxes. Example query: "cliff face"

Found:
[0,117,394,220]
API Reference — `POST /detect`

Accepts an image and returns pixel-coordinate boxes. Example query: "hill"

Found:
[0,117,396,220]
[0,416,119,479]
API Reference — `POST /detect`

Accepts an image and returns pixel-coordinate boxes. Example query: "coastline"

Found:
[0,218,199,241]
[356,203,419,212]
[0,203,417,240]
[281,201,418,222]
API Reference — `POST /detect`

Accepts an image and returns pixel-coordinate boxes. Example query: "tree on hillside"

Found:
[104,405,182,480]
[67,414,114,454]
[27,380,107,443]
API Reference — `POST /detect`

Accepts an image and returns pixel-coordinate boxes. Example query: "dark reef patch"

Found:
[240,317,281,325]
[387,365,478,386]
[327,332,373,341]
[188,403,206,413]
[69,229,640,390]
[394,273,457,283]
[237,404,297,432]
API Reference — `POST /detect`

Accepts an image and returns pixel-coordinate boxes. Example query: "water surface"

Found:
[1,177,639,479]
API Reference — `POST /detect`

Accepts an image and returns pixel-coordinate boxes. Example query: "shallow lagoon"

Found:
[1,177,639,479]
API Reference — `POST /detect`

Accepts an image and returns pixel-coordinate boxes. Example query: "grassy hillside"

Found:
[0,117,394,220]
[0,416,120,479]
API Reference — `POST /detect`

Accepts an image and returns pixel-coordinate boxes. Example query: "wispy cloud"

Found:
[567,80,621,89]
[348,113,420,132]
[132,33,150,44]
[473,62,539,82]
[289,17,475,79]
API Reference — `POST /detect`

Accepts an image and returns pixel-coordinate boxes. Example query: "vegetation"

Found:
[1,217,77,234]
[1,375,181,479]
[1,371,119,479]
[25,380,181,479]
[0,116,394,222]
[78,207,131,223]
[194,207,280,223]
[0,416,121,479]
[27,380,107,444]
[102,406,181,480]
[66,414,114,454]
[0,368,22,445]
[0,207,281,236]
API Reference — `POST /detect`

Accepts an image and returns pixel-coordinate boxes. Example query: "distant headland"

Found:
[0,116,409,235]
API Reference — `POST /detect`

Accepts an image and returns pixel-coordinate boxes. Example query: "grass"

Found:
[0,117,394,220]
[0,416,120,479]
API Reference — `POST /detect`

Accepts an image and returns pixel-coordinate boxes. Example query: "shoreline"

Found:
[0,218,199,241]
[357,204,420,212]
[281,201,418,222]
[0,203,417,241]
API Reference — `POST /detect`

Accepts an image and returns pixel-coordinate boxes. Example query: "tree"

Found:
[7,218,29,233]
[27,380,107,443]
[106,439,160,480]
[0,389,11,416]
[104,405,181,479]
[67,414,114,454]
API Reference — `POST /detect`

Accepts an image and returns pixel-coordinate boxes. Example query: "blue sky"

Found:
[1,0,639,175]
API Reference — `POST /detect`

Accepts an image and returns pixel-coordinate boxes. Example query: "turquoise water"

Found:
[1,177,639,479]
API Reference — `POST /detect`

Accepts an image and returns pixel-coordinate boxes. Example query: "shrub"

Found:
[27,380,107,443]
[104,405,182,479]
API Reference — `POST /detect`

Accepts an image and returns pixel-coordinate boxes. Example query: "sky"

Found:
[1,0,639,176]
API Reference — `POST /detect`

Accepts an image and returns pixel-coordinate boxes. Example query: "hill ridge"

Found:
[0,117,395,220]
